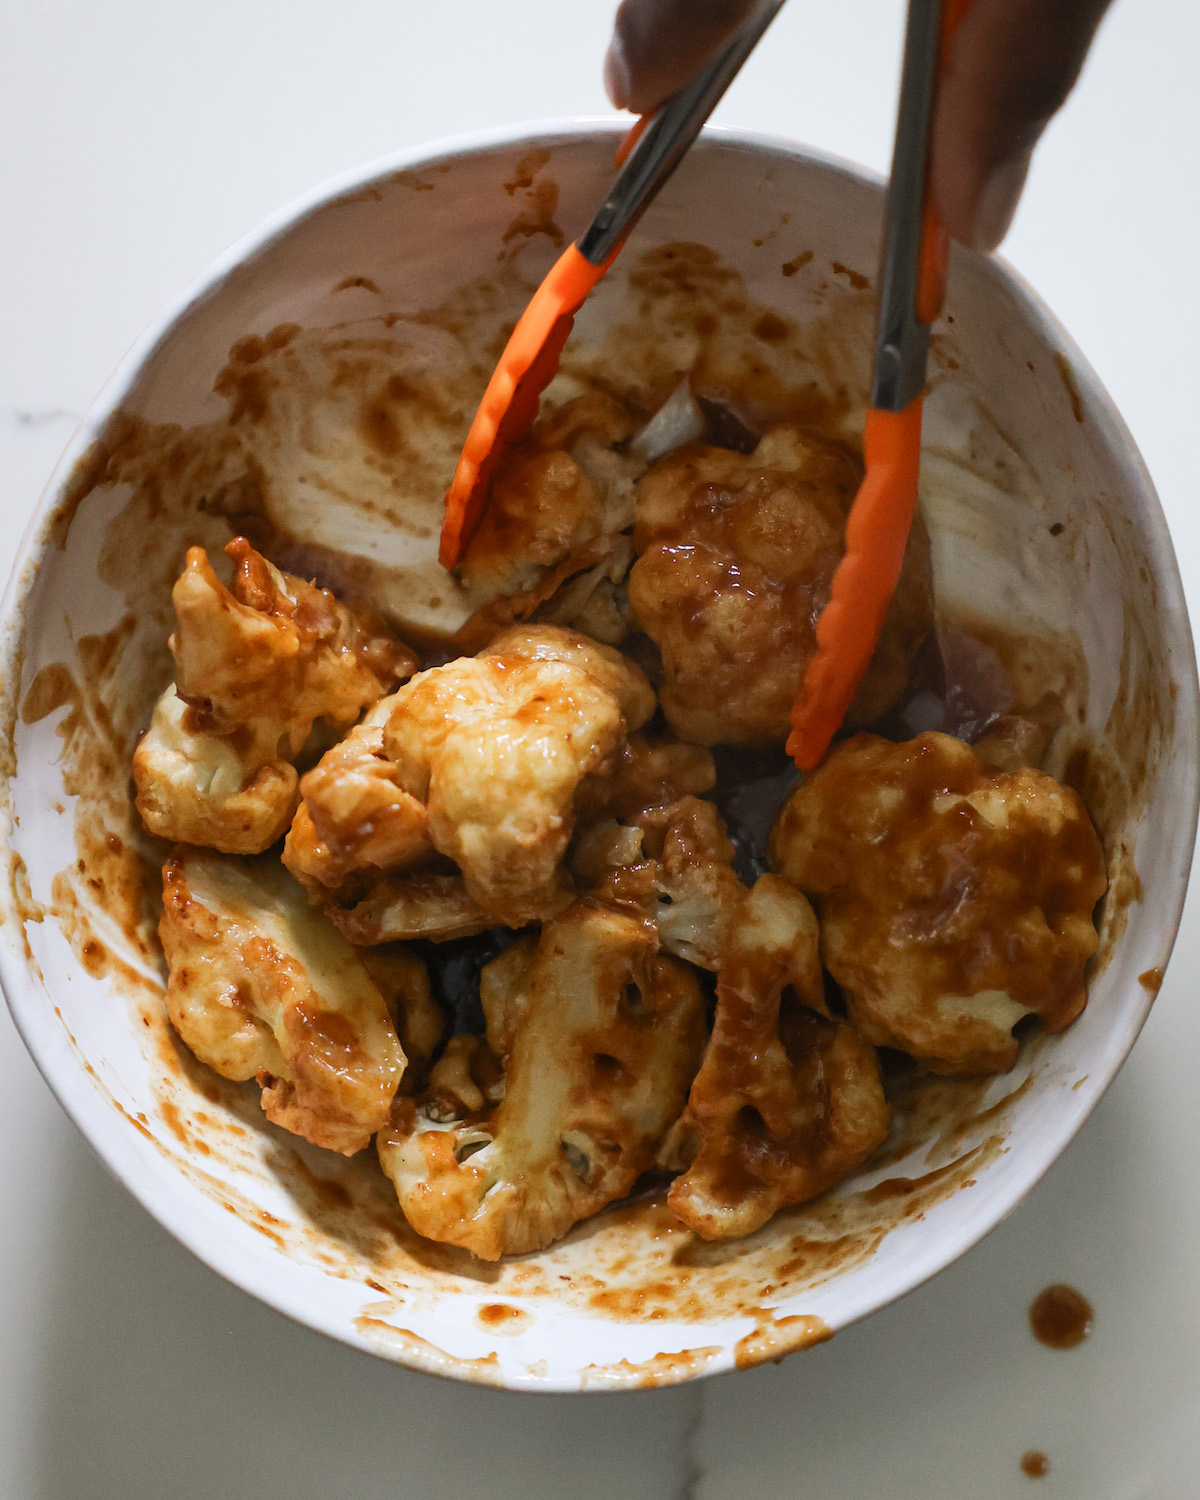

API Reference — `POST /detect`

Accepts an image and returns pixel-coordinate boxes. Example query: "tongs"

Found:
[440,0,967,771]
[788,0,968,767]
[438,0,788,569]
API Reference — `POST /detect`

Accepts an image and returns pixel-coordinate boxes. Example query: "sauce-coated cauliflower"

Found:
[327,870,494,946]
[371,624,654,927]
[134,539,413,852]
[458,393,643,614]
[627,425,933,745]
[769,731,1107,1075]
[665,875,891,1240]
[377,902,707,1259]
[159,847,413,1153]
[135,686,301,855]
[573,735,744,970]
[281,694,432,897]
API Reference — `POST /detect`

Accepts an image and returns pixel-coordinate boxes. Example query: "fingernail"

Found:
[971,151,1032,251]
[604,39,631,110]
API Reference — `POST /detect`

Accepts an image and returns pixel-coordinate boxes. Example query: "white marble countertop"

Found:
[3,1,1199,1495]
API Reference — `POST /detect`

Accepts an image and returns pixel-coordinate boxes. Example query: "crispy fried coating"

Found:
[769,731,1108,1075]
[627,425,933,745]
[377,902,708,1260]
[159,848,411,1153]
[665,875,891,1240]
[135,540,413,853]
[287,626,655,934]
[375,625,654,927]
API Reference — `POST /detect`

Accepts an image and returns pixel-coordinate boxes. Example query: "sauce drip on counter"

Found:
[1030,1283,1093,1348]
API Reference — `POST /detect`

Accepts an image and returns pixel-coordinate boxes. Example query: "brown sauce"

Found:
[476,1302,533,1333]
[1030,1283,1092,1348]
[1139,965,1164,995]
[1021,1451,1049,1479]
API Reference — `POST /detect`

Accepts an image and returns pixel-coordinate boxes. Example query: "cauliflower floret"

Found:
[481,623,655,726]
[458,393,643,608]
[377,902,707,1260]
[135,539,414,853]
[627,425,933,745]
[134,685,302,853]
[572,734,743,969]
[769,731,1108,1075]
[160,848,414,1153]
[375,624,654,926]
[575,795,743,971]
[285,624,654,938]
[419,1034,507,1122]
[536,549,636,647]
[282,694,432,896]
[665,875,891,1240]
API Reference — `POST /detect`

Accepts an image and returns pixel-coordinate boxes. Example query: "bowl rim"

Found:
[2,116,1197,1391]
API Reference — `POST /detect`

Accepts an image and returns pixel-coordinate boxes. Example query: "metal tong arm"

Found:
[872,0,945,413]
[578,0,788,267]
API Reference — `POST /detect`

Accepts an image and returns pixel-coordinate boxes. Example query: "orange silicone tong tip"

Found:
[439,243,611,570]
[787,399,924,771]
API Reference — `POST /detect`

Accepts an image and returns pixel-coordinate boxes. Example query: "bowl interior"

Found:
[1,126,1195,1391]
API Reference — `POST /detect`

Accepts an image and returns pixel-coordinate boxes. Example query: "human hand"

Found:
[604,0,1113,250]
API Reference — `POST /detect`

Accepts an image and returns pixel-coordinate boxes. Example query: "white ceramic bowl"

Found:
[2,122,1196,1392]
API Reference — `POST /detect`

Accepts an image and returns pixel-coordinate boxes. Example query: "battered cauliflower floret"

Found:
[134,539,414,853]
[458,393,643,606]
[481,623,655,726]
[769,731,1108,1075]
[374,624,654,927]
[572,733,743,969]
[665,875,891,1240]
[134,686,302,854]
[159,848,413,1153]
[573,803,739,973]
[282,694,432,897]
[627,425,933,745]
[377,902,708,1260]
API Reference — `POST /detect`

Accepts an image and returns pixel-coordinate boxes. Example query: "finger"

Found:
[604,0,759,113]
[930,0,1113,250]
